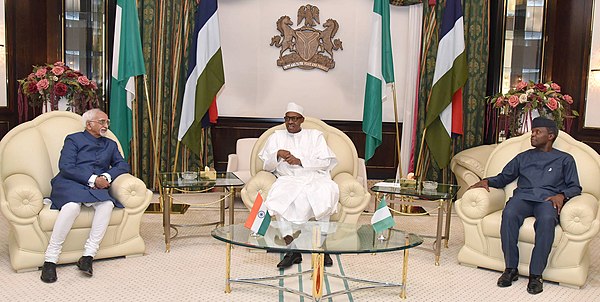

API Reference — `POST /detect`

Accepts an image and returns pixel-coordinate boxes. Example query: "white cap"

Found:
[286,102,304,116]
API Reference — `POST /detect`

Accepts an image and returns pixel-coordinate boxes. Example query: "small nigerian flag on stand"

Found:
[371,196,395,233]
[244,192,271,236]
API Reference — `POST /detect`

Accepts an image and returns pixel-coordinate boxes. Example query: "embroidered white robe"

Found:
[259,129,339,223]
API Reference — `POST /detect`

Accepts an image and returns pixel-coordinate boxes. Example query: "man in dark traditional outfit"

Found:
[468,117,581,295]
[40,109,130,283]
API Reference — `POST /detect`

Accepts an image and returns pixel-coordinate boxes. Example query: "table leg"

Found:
[163,188,172,252]
[444,198,453,248]
[220,189,225,227]
[312,253,324,300]
[229,186,235,225]
[225,241,232,293]
[434,199,443,266]
[401,243,410,299]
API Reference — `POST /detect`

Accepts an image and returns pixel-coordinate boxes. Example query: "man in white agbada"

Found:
[259,102,339,269]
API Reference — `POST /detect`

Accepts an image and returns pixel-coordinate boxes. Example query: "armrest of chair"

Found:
[240,171,277,210]
[1,174,44,221]
[109,173,151,212]
[456,187,506,223]
[333,172,370,214]
[560,193,600,239]
[227,154,238,172]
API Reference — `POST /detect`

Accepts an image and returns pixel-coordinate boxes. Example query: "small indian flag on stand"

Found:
[371,196,395,233]
[244,192,271,236]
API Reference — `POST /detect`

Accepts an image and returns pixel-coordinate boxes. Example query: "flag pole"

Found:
[143,75,163,197]
[391,83,402,179]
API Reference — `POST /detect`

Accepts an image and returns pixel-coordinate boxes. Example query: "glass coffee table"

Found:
[371,180,459,265]
[159,172,245,252]
[212,222,423,300]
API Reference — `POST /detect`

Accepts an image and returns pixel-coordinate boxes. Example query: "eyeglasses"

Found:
[284,116,303,122]
[89,119,110,126]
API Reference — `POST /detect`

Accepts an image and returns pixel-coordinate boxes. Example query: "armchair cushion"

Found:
[455,131,600,287]
[0,111,152,272]
[450,144,497,198]
[240,117,370,224]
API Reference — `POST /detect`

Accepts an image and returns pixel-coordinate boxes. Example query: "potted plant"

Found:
[17,61,100,121]
[488,81,579,138]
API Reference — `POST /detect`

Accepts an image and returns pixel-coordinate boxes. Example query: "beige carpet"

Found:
[1,194,600,301]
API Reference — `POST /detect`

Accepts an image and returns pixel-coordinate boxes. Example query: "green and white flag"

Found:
[109,0,146,160]
[362,0,395,162]
[371,196,395,233]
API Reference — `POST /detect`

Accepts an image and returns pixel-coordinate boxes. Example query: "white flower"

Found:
[519,94,528,103]
[526,89,534,96]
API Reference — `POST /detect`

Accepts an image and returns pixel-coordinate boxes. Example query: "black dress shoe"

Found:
[497,268,519,287]
[527,274,543,295]
[76,256,93,276]
[277,252,302,269]
[40,262,57,283]
[324,254,333,267]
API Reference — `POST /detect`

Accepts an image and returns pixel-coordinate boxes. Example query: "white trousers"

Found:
[44,201,114,263]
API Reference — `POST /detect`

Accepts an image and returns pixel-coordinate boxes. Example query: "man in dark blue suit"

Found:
[468,117,581,295]
[41,109,130,283]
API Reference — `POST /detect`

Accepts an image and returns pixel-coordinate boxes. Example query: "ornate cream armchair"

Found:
[0,111,152,272]
[240,117,370,224]
[455,131,600,287]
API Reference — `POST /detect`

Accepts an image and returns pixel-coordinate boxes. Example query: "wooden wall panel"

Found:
[212,117,400,179]
[0,0,62,139]
[545,0,600,154]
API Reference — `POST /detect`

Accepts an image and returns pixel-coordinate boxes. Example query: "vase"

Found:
[516,109,540,135]
[41,96,69,113]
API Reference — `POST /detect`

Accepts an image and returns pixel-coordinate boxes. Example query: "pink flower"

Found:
[550,83,561,92]
[564,94,573,104]
[54,61,65,66]
[495,97,504,107]
[51,66,65,76]
[36,79,49,91]
[35,68,47,78]
[90,81,98,90]
[508,95,520,107]
[27,73,36,80]
[77,76,90,86]
[546,97,559,111]
[516,81,528,90]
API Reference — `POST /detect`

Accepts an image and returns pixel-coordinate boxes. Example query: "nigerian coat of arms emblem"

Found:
[269,4,343,71]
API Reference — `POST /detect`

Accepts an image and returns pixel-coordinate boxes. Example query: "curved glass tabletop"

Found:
[371,179,459,200]
[160,172,244,189]
[211,222,423,254]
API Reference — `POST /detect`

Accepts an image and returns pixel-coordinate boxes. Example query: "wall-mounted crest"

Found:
[270,4,343,71]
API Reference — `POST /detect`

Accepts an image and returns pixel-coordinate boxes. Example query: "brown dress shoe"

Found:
[40,262,57,283]
[324,254,333,267]
[497,268,519,287]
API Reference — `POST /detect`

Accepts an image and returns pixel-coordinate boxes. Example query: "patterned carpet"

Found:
[1,194,600,301]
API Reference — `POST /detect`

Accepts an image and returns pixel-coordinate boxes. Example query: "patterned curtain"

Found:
[132,0,213,190]
[413,0,489,182]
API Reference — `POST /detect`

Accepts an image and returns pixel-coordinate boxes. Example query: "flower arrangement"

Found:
[17,61,100,121]
[488,81,579,137]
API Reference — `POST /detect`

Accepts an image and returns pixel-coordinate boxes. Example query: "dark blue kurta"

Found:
[50,131,130,210]
[487,148,581,202]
